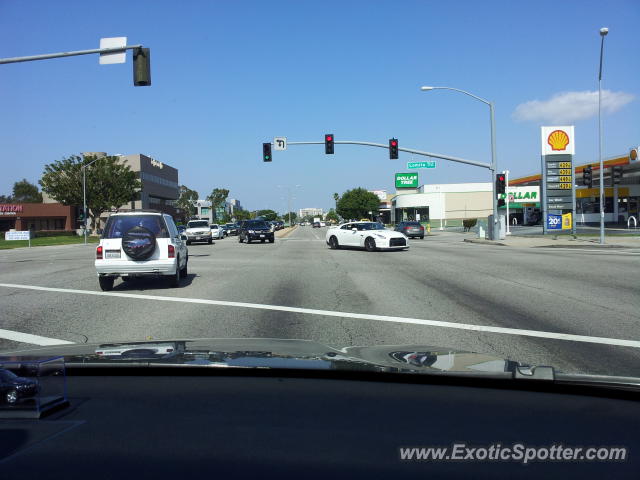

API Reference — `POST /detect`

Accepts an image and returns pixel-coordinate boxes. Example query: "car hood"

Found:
[0,338,526,375]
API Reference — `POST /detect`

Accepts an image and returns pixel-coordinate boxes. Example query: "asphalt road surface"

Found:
[1,226,639,376]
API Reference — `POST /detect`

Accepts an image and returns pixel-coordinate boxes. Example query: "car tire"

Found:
[180,256,188,277]
[169,259,181,287]
[122,226,156,260]
[98,276,114,291]
[246,237,251,244]
[186,240,191,246]
[365,237,376,252]
[269,237,274,243]
[238,235,243,243]
[208,238,212,244]
[329,236,339,249]
[5,389,18,405]
[261,239,265,243]
[420,236,424,239]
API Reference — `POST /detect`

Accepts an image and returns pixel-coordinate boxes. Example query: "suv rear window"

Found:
[245,220,268,229]
[103,215,169,239]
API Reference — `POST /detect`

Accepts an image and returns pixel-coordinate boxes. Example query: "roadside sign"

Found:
[274,137,287,151]
[5,230,31,247]
[407,161,436,169]
[541,126,576,235]
[99,37,127,64]
[395,173,419,188]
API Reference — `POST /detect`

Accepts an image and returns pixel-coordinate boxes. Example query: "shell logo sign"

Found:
[541,126,575,155]
[547,130,570,151]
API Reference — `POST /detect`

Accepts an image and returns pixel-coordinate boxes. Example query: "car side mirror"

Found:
[180,234,187,240]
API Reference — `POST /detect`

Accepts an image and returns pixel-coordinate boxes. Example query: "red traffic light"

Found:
[326,135,333,141]
[498,175,505,181]
[391,140,397,146]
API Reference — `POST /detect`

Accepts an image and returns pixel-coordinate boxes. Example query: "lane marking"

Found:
[1,283,640,349]
[0,327,74,346]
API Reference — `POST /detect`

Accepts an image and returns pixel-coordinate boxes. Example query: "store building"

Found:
[0,203,77,233]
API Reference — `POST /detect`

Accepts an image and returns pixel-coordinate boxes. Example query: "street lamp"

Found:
[598,27,609,245]
[420,86,499,240]
[81,156,101,245]
[277,184,301,226]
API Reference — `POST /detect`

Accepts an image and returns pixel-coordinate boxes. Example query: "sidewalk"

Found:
[463,233,640,248]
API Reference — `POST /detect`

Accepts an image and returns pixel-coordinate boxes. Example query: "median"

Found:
[276,225,298,238]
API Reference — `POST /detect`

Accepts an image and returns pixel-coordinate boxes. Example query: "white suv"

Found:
[95,212,188,291]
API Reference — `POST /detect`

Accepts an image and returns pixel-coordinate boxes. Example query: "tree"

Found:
[176,185,199,222]
[256,209,278,221]
[13,179,42,203]
[325,208,339,223]
[206,188,230,221]
[282,211,297,224]
[40,154,141,232]
[0,194,12,203]
[336,188,380,221]
[233,208,252,220]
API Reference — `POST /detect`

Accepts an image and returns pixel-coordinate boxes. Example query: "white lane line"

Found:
[0,327,74,346]
[1,283,639,349]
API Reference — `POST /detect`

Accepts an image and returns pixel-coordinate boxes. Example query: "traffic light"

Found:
[496,173,506,194]
[262,143,272,162]
[582,166,593,188]
[389,138,399,159]
[133,48,151,86]
[325,134,334,154]
[612,165,623,185]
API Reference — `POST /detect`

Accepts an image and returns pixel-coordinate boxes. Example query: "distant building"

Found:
[193,198,242,223]
[298,207,324,218]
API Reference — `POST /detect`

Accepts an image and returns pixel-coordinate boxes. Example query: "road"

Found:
[1,226,639,376]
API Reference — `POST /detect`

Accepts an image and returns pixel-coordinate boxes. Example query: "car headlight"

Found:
[248,230,255,233]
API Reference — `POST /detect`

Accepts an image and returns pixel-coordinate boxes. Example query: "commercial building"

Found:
[509,152,640,225]
[299,207,324,218]
[0,203,77,233]
[194,199,243,223]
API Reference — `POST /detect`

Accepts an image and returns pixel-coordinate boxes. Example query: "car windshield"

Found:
[1,2,638,389]
[357,223,385,231]
[103,215,169,239]
[187,221,209,229]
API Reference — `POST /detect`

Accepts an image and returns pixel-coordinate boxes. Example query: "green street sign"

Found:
[395,173,419,188]
[407,161,436,169]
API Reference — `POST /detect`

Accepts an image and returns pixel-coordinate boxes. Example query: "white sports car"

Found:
[325,222,409,251]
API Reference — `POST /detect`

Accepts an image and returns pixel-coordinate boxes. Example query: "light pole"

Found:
[277,185,301,226]
[598,27,608,245]
[82,156,101,245]
[420,86,499,240]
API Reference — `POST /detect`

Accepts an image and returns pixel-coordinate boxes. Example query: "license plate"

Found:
[260,234,265,238]
[105,250,121,259]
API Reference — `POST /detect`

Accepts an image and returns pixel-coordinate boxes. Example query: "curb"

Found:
[276,226,298,239]
[463,239,507,246]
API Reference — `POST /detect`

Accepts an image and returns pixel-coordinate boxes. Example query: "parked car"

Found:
[210,224,227,239]
[312,222,321,228]
[0,368,39,405]
[395,221,425,239]
[325,221,409,252]
[95,211,188,291]
[184,220,213,245]
[238,219,275,243]
[225,223,239,235]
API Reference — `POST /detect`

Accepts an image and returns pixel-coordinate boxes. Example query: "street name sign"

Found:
[407,161,436,169]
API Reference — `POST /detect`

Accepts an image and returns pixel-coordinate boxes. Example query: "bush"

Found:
[462,219,477,232]
[34,230,77,238]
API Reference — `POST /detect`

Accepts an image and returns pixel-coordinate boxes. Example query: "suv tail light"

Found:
[96,245,103,259]
[168,245,175,258]
[420,226,424,230]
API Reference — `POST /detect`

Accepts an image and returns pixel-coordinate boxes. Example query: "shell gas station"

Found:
[509,147,640,227]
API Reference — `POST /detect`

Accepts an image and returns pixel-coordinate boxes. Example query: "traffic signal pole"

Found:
[0,45,143,64]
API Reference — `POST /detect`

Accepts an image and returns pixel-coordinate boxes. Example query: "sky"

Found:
[1,0,638,213]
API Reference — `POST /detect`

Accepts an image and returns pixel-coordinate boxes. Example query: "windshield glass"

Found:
[103,216,169,239]
[187,221,209,229]
[1,2,638,385]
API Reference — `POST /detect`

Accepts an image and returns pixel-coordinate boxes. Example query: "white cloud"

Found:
[512,90,635,123]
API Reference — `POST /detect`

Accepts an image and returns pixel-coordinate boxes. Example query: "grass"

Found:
[0,235,99,249]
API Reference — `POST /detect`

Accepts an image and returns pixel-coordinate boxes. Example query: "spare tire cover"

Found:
[122,226,156,260]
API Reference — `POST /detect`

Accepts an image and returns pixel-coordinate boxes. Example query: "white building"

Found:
[299,207,324,218]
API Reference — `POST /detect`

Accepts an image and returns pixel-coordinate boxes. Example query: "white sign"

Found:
[99,37,127,65]
[5,231,31,240]
[150,158,163,169]
[274,137,287,151]
[541,126,575,156]
[370,189,387,201]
